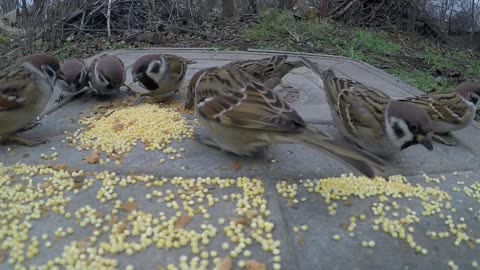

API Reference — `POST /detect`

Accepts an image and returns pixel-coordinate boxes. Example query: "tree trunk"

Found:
[222,0,234,18]
[249,0,258,14]
[470,0,475,48]
[321,0,329,17]
[278,0,294,10]
[21,0,28,15]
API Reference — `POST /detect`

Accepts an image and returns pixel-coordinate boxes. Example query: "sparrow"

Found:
[18,53,63,85]
[299,56,434,158]
[223,54,303,89]
[56,59,89,102]
[0,57,60,146]
[88,54,134,96]
[188,66,386,178]
[399,82,480,145]
[131,54,193,101]
[184,55,303,109]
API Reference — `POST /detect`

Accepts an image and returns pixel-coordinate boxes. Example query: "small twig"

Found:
[107,0,112,37]
[287,28,300,42]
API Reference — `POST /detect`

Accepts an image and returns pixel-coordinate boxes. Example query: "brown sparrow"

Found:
[18,53,63,86]
[223,54,303,89]
[0,59,59,146]
[131,54,192,101]
[56,59,89,102]
[188,66,386,178]
[300,56,434,158]
[400,82,480,145]
[88,54,134,96]
[184,55,302,109]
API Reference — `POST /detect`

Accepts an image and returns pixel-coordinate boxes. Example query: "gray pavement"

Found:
[1,48,479,270]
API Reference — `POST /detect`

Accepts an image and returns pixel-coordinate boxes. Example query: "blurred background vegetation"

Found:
[1,0,480,92]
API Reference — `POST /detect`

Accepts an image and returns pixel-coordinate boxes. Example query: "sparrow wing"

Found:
[195,67,307,132]
[0,68,36,111]
[402,92,471,124]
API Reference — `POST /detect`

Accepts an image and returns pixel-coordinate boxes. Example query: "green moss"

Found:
[392,69,453,93]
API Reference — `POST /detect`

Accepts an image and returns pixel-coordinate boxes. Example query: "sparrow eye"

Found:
[150,62,161,74]
[42,65,56,79]
[469,93,479,105]
[409,124,418,133]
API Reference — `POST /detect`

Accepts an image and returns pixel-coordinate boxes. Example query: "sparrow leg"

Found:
[18,122,41,132]
[1,135,49,146]
[432,133,457,146]
[122,84,138,96]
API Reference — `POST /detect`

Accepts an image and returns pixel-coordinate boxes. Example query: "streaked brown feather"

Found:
[403,92,470,124]
[195,67,306,132]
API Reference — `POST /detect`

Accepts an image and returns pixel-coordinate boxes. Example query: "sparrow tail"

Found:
[292,127,386,179]
[264,61,305,90]
[298,56,334,82]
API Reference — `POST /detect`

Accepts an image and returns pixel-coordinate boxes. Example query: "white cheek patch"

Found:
[146,60,166,83]
[385,116,414,148]
[94,64,109,87]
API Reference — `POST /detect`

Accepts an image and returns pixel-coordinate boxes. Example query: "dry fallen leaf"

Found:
[112,121,125,132]
[233,217,250,227]
[0,250,8,263]
[343,200,352,206]
[85,151,100,164]
[120,201,137,212]
[297,237,305,247]
[72,181,83,189]
[116,222,126,233]
[53,164,68,171]
[340,223,349,230]
[109,215,118,225]
[175,215,193,229]
[215,256,233,270]
[246,260,266,270]
[231,161,242,170]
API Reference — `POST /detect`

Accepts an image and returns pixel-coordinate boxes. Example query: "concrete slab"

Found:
[1,48,479,270]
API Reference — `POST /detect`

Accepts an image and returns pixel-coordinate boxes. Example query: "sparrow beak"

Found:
[418,134,434,151]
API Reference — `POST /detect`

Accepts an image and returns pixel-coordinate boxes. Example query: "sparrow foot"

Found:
[1,135,49,146]
[432,133,457,146]
[18,122,41,132]
[122,84,138,96]
[55,94,65,103]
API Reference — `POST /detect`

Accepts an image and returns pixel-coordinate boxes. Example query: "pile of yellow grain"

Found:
[67,104,194,157]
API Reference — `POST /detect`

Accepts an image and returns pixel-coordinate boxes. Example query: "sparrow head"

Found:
[386,101,434,152]
[18,53,62,88]
[61,59,87,85]
[131,54,165,87]
[94,55,126,89]
[454,82,480,107]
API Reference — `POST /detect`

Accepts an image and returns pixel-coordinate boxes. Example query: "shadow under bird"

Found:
[399,82,480,146]
[88,54,134,96]
[131,54,194,101]
[299,56,434,158]
[184,54,303,109]
[56,59,89,102]
[188,65,386,178]
[0,53,62,146]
